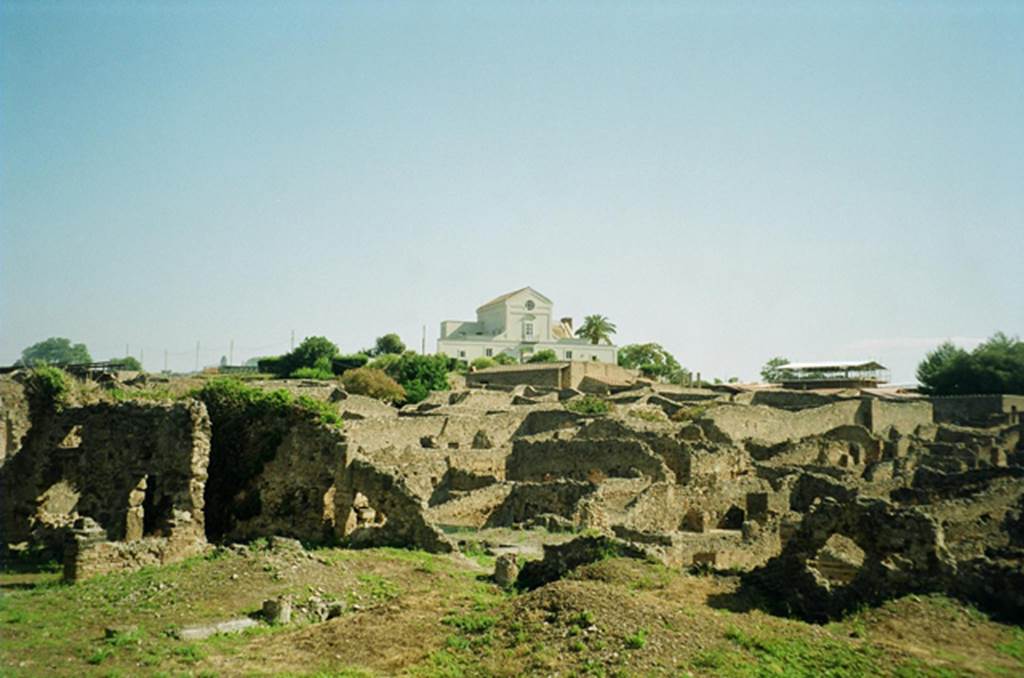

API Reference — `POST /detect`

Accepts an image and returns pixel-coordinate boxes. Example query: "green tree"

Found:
[19,337,92,366]
[371,333,406,357]
[111,356,143,371]
[258,336,340,377]
[527,349,558,363]
[373,352,450,403]
[760,356,792,383]
[917,333,1024,395]
[617,343,688,383]
[575,315,617,345]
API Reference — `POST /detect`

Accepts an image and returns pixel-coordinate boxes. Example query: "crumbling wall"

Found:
[484,480,597,528]
[506,437,674,483]
[695,401,865,446]
[0,376,30,465]
[746,495,955,622]
[866,399,933,436]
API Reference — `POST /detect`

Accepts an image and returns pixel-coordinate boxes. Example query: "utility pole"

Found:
[229,339,234,366]
[421,325,426,355]
[195,341,200,372]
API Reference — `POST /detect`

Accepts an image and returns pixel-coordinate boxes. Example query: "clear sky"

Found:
[1,1,1021,382]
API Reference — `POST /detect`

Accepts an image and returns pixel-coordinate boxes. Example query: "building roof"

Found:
[477,286,553,312]
[472,362,569,374]
[780,360,887,372]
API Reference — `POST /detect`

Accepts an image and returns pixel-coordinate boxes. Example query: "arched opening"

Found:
[808,533,866,588]
[718,506,745,530]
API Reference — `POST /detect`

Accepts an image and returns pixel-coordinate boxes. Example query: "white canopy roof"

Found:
[780,360,887,371]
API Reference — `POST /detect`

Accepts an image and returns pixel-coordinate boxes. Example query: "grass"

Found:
[3,550,1022,677]
[565,395,613,415]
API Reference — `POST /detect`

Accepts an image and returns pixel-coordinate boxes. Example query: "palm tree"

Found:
[575,315,617,345]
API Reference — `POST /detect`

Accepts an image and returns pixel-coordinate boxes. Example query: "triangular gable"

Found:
[476,287,553,312]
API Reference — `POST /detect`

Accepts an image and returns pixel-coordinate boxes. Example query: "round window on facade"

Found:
[525,300,535,310]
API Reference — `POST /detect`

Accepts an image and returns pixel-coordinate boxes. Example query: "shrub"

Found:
[527,349,558,363]
[565,395,612,415]
[340,367,406,403]
[26,366,70,411]
[670,403,710,422]
[290,366,334,380]
[492,353,517,365]
[373,353,450,404]
[470,357,496,370]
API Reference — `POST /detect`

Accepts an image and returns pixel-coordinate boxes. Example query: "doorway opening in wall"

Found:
[142,476,174,537]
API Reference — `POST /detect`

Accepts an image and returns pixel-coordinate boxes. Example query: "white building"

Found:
[437,287,618,364]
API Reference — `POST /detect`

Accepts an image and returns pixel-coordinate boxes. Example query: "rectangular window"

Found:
[565,350,572,359]
[524,322,534,338]
[485,348,493,357]
[458,350,466,358]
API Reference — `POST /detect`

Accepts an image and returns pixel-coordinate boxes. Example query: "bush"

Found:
[340,367,406,403]
[565,395,612,415]
[26,366,70,411]
[332,353,370,374]
[290,366,334,380]
[470,357,496,370]
[527,349,558,363]
[373,353,450,404]
[492,353,517,365]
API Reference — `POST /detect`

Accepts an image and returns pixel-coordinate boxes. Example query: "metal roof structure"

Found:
[779,360,887,372]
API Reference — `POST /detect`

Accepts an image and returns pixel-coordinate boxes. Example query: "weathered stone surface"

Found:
[517,535,650,590]
[262,596,292,625]
[745,496,956,622]
[493,553,519,587]
[178,618,260,640]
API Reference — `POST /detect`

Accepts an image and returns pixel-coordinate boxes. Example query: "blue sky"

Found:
[1,1,1021,381]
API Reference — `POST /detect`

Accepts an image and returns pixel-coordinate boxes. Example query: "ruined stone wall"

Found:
[1,400,210,550]
[932,395,1024,427]
[484,481,596,528]
[506,437,674,483]
[0,377,30,465]
[867,399,933,436]
[697,401,865,446]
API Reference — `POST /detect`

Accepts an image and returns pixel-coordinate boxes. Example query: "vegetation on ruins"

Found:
[258,336,340,379]
[618,343,690,383]
[25,365,71,411]
[492,353,517,365]
[760,356,792,383]
[18,336,92,366]
[526,349,558,363]
[565,395,612,415]
[340,367,406,403]
[917,332,1024,395]
[470,357,497,371]
[575,315,617,345]
[371,352,450,404]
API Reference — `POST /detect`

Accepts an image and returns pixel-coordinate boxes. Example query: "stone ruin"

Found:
[1,371,1022,624]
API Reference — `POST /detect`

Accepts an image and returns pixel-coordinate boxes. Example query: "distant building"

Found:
[779,360,889,390]
[437,287,618,364]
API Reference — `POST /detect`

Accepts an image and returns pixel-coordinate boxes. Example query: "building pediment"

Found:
[476,286,553,313]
